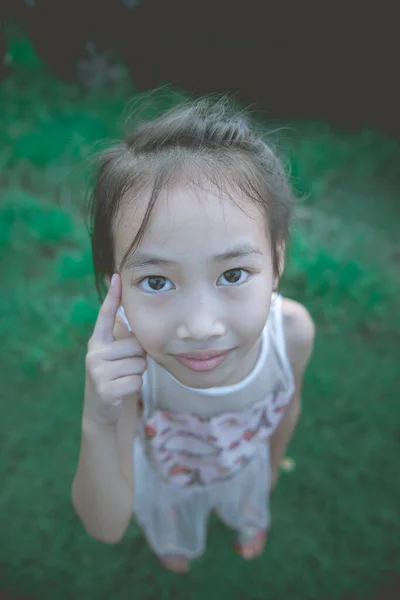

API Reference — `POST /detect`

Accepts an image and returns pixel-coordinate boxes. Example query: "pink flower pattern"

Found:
[142,386,293,487]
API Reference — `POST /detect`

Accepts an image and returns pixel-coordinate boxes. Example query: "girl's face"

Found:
[114,182,281,388]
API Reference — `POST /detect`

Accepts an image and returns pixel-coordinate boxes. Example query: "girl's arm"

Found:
[269,298,315,488]
[72,317,139,544]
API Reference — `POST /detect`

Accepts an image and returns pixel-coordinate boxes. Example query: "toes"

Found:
[252,537,265,557]
[236,530,267,560]
[241,545,254,560]
[160,556,190,573]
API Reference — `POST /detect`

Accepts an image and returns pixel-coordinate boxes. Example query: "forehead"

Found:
[114,182,268,264]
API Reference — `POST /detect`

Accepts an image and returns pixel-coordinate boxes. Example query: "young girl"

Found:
[72,98,315,573]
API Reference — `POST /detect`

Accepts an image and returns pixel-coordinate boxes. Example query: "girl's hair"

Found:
[88,97,294,297]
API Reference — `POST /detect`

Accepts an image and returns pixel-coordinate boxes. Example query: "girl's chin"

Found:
[166,358,241,389]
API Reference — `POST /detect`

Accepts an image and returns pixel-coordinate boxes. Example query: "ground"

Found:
[0,30,399,600]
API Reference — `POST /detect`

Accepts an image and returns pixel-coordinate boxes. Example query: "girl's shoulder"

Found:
[280,297,315,378]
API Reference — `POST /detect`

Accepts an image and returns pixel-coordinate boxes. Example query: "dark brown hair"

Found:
[88,97,294,297]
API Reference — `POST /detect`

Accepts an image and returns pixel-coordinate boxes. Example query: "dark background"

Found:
[1,1,399,136]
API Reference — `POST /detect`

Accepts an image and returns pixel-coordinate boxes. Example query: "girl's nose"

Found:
[176,296,226,341]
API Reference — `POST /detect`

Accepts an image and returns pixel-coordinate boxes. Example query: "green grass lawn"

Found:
[1,33,399,600]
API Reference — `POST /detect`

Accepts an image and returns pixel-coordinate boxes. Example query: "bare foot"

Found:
[235,528,268,560]
[159,555,190,573]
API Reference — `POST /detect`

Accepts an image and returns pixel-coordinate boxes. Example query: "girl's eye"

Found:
[138,276,175,293]
[217,268,250,286]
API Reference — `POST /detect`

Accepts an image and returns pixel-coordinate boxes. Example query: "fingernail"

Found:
[111,274,117,287]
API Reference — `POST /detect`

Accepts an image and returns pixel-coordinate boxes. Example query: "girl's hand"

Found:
[84,273,147,424]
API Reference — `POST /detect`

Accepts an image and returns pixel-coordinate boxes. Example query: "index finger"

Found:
[91,273,122,343]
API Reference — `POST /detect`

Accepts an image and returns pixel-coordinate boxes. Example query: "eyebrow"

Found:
[125,243,263,270]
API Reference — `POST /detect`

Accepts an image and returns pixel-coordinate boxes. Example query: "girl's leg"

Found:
[235,444,271,559]
[215,500,269,560]
[156,506,193,573]
[231,468,270,559]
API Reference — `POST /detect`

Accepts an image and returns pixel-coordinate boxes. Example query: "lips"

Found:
[173,349,233,372]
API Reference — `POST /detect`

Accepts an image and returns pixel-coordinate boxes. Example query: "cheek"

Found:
[236,302,269,337]
[121,288,168,352]
[229,276,272,310]
[231,279,272,335]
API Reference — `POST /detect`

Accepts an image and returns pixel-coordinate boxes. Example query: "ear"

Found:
[274,242,286,290]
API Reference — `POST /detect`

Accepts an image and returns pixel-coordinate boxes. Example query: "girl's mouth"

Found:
[174,349,232,372]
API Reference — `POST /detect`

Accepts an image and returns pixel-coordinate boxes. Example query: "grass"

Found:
[1,31,399,600]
